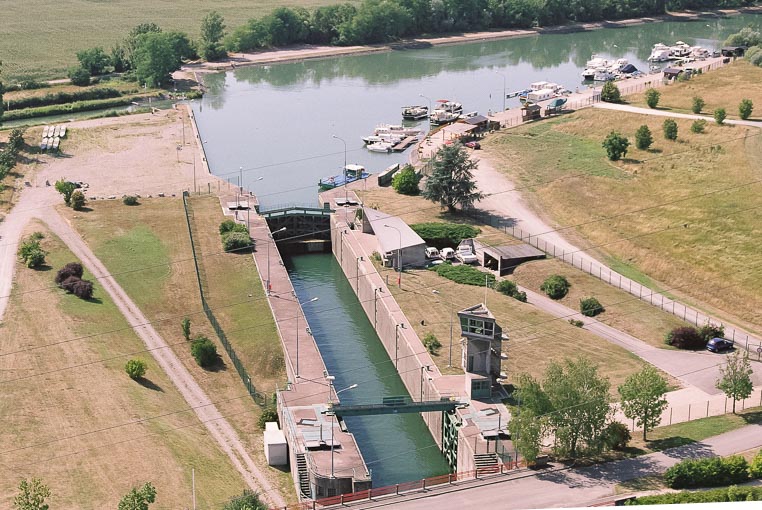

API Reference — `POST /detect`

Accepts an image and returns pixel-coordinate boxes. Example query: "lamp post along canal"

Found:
[419,93,432,134]
[332,135,348,207]
[327,376,358,479]
[383,224,402,287]
[267,226,286,295]
[433,289,455,367]
[296,297,318,378]
[495,71,506,112]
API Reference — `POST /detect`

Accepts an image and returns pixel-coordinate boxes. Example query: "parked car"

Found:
[706,337,734,353]
[465,141,481,150]
[440,247,456,260]
[456,246,478,264]
[425,246,440,259]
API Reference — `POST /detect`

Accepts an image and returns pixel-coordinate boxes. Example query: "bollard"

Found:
[706,400,709,417]
[669,407,673,425]
[688,403,691,421]
[449,473,453,485]
[395,484,399,495]
[422,479,426,490]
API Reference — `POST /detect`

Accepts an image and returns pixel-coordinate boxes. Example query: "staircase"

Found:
[296,453,311,498]
[474,453,501,475]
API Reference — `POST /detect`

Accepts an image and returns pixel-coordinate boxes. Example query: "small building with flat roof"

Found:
[362,208,426,269]
[480,243,546,275]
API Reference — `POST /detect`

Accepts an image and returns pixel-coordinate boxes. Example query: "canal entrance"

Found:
[286,252,450,487]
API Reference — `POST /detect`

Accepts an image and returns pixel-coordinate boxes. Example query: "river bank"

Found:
[177,6,762,86]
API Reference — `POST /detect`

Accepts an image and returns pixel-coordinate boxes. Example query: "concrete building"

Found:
[458,304,505,398]
[362,208,426,270]
[263,422,288,466]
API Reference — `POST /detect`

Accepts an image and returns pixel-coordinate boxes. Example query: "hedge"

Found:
[2,96,140,121]
[626,485,762,505]
[6,87,124,110]
[410,223,480,249]
[430,263,495,287]
[663,455,750,489]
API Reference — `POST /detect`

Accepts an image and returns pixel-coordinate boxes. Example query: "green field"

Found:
[1,0,351,82]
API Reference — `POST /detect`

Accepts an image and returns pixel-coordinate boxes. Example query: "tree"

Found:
[71,278,94,299]
[422,333,442,354]
[600,80,621,103]
[55,262,83,285]
[665,326,706,350]
[13,478,50,510]
[67,66,90,86]
[662,119,678,140]
[691,120,707,134]
[71,190,86,211]
[391,165,420,195]
[191,336,218,367]
[118,482,156,510]
[55,180,77,206]
[181,317,191,341]
[422,143,483,212]
[716,351,753,414]
[77,47,111,75]
[123,195,139,205]
[618,366,668,440]
[125,359,147,379]
[540,275,570,299]
[634,125,653,150]
[200,11,227,61]
[510,408,545,463]
[602,131,629,161]
[714,108,726,125]
[18,237,47,269]
[645,88,660,109]
[222,490,267,510]
[580,297,604,317]
[134,32,181,87]
[0,61,4,127]
[258,408,279,429]
[222,231,252,252]
[692,96,705,114]
[125,22,163,69]
[739,99,753,120]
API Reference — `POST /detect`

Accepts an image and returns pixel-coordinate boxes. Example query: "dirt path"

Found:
[594,101,762,127]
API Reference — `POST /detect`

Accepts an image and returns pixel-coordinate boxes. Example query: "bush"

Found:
[692,96,705,114]
[391,165,420,195]
[750,450,762,479]
[604,421,631,450]
[663,455,750,489]
[222,490,267,510]
[739,99,753,120]
[422,333,442,355]
[71,190,86,211]
[222,231,252,252]
[123,195,139,205]
[580,297,604,317]
[691,120,707,134]
[430,263,495,287]
[67,66,91,86]
[627,485,762,505]
[125,359,147,379]
[664,326,705,349]
[2,97,134,122]
[191,336,218,367]
[24,249,47,269]
[258,407,279,429]
[71,278,94,299]
[714,108,727,125]
[698,323,725,343]
[540,275,570,299]
[634,125,653,150]
[55,262,84,285]
[663,119,678,140]
[18,238,47,268]
[219,219,238,234]
[410,223,480,249]
[569,319,584,328]
[495,279,527,302]
[602,131,629,161]
[600,81,621,103]
[645,88,660,109]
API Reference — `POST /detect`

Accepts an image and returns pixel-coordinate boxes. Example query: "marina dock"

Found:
[392,135,418,152]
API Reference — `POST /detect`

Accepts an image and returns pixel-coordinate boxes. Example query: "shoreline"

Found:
[178,6,762,85]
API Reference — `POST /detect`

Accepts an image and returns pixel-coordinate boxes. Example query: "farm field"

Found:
[0,223,244,509]
[482,100,762,336]
[1,0,352,82]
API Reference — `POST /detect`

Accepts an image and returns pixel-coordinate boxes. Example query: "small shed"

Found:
[443,122,478,141]
[662,67,684,80]
[463,115,490,132]
[721,46,746,57]
[263,422,288,466]
[482,244,546,275]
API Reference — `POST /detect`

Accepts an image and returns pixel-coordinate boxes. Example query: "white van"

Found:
[440,247,456,260]
[425,246,440,259]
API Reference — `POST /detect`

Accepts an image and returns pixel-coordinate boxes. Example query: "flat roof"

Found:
[464,115,489,125]
[364,208,425,254]
[443,123,478,135]
[483,243,545,259]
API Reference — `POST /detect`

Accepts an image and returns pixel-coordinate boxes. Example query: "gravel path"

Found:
[594,101,762,127]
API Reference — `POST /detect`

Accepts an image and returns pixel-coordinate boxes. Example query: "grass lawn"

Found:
[62,197,296,503]
[0,223,244,509]
[1,0,355,82]
[625,61,762,121]
[513,258,689,348]
[482,104,762,336]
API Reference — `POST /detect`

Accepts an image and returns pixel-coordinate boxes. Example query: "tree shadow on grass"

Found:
[647,148,663,154]
[658,439,714,460]
[33,264,54,272]
[740,409,762,424]
[621,157,642,164]
[136,377,163,392]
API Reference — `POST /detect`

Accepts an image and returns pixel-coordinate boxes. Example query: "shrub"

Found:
[714,108,727,125]
[569,319,584,328]
[410,223,480,249]
[222,490,267,510]
[540,275,570,299]
[219,219,238,234]
[580,297,604,317]
[391,165,420,195]
[664,326,705,349]
[634,125,653,150]
[2,97,134,122]
[24,249,47,269]
[663,455,750,489]
[258,407,279,429]
[750,450,762,479]
[691,120,707,133]
[604,421,631,450]
[71,278,94,299]
[739,98,753,120]
[222,231,252,252]
[30,232,45,241]
[18,238,47,268]
[602,131,629,161]
[422,333,442,355]
[60,275,81,293]
[67,66,91,86]
[600,81,621,103]
[55,262,84,285]
[430,263,495,287]
[71,190,86,211]
[55,180,77,206]
[628,485,762,505]
[125,359,147,379]
[191,336,218,367]
[123,195,139,205]
[645,88,660,109]
[663,119,678,140]
[4,87,122,110]
[692,96,705,114]
[495,280,528,302]
[698,323,725,343]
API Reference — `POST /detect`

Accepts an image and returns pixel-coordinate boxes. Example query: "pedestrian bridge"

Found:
[260,205,334,241]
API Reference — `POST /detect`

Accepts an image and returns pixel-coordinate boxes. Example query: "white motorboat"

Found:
[593,69,616,81]
[671,41,691,58]
[401,105,428,120]
[648,43,672,62]
[429,110,460,125]
[362,133,404,145]
[375,124,420,136]
[366,142,393,153]
[433,99,463,114]
[585,55,609,68]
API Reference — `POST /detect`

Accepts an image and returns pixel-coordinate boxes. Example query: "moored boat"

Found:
[319,164,370,190]
[401,105,428,120]
[366,141,393,153]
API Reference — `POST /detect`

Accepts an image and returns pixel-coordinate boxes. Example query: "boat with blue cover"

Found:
[319,164,371,190]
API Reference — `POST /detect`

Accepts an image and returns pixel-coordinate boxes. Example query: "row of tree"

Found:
[726,27,762,67]
[0,127,25,180]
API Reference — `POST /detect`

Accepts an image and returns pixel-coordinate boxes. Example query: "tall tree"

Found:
[716,351,753,414]
[126,23,163,69]
[222,489,267,510]
[422,143,484,212]
[134,32,181,87]
[200,11,227,61]
[13,478,50,510]
[118,482,156,510]
[618,366,668,441]
[0,61,4,127]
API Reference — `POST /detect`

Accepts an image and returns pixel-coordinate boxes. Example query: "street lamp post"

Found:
[433,289,455,367]
[267,227,287,295]
[327,376,358,479]
[296,297,319,377]
[419,94,433,134]
[383,224,402,287]
[394,323,404,368]
[331,135,348,207]
[495,72,506,112]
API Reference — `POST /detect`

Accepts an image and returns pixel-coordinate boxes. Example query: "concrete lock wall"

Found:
[332,216,444,447]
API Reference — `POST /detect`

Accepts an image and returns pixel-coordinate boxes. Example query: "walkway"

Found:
[594,101,762,127]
